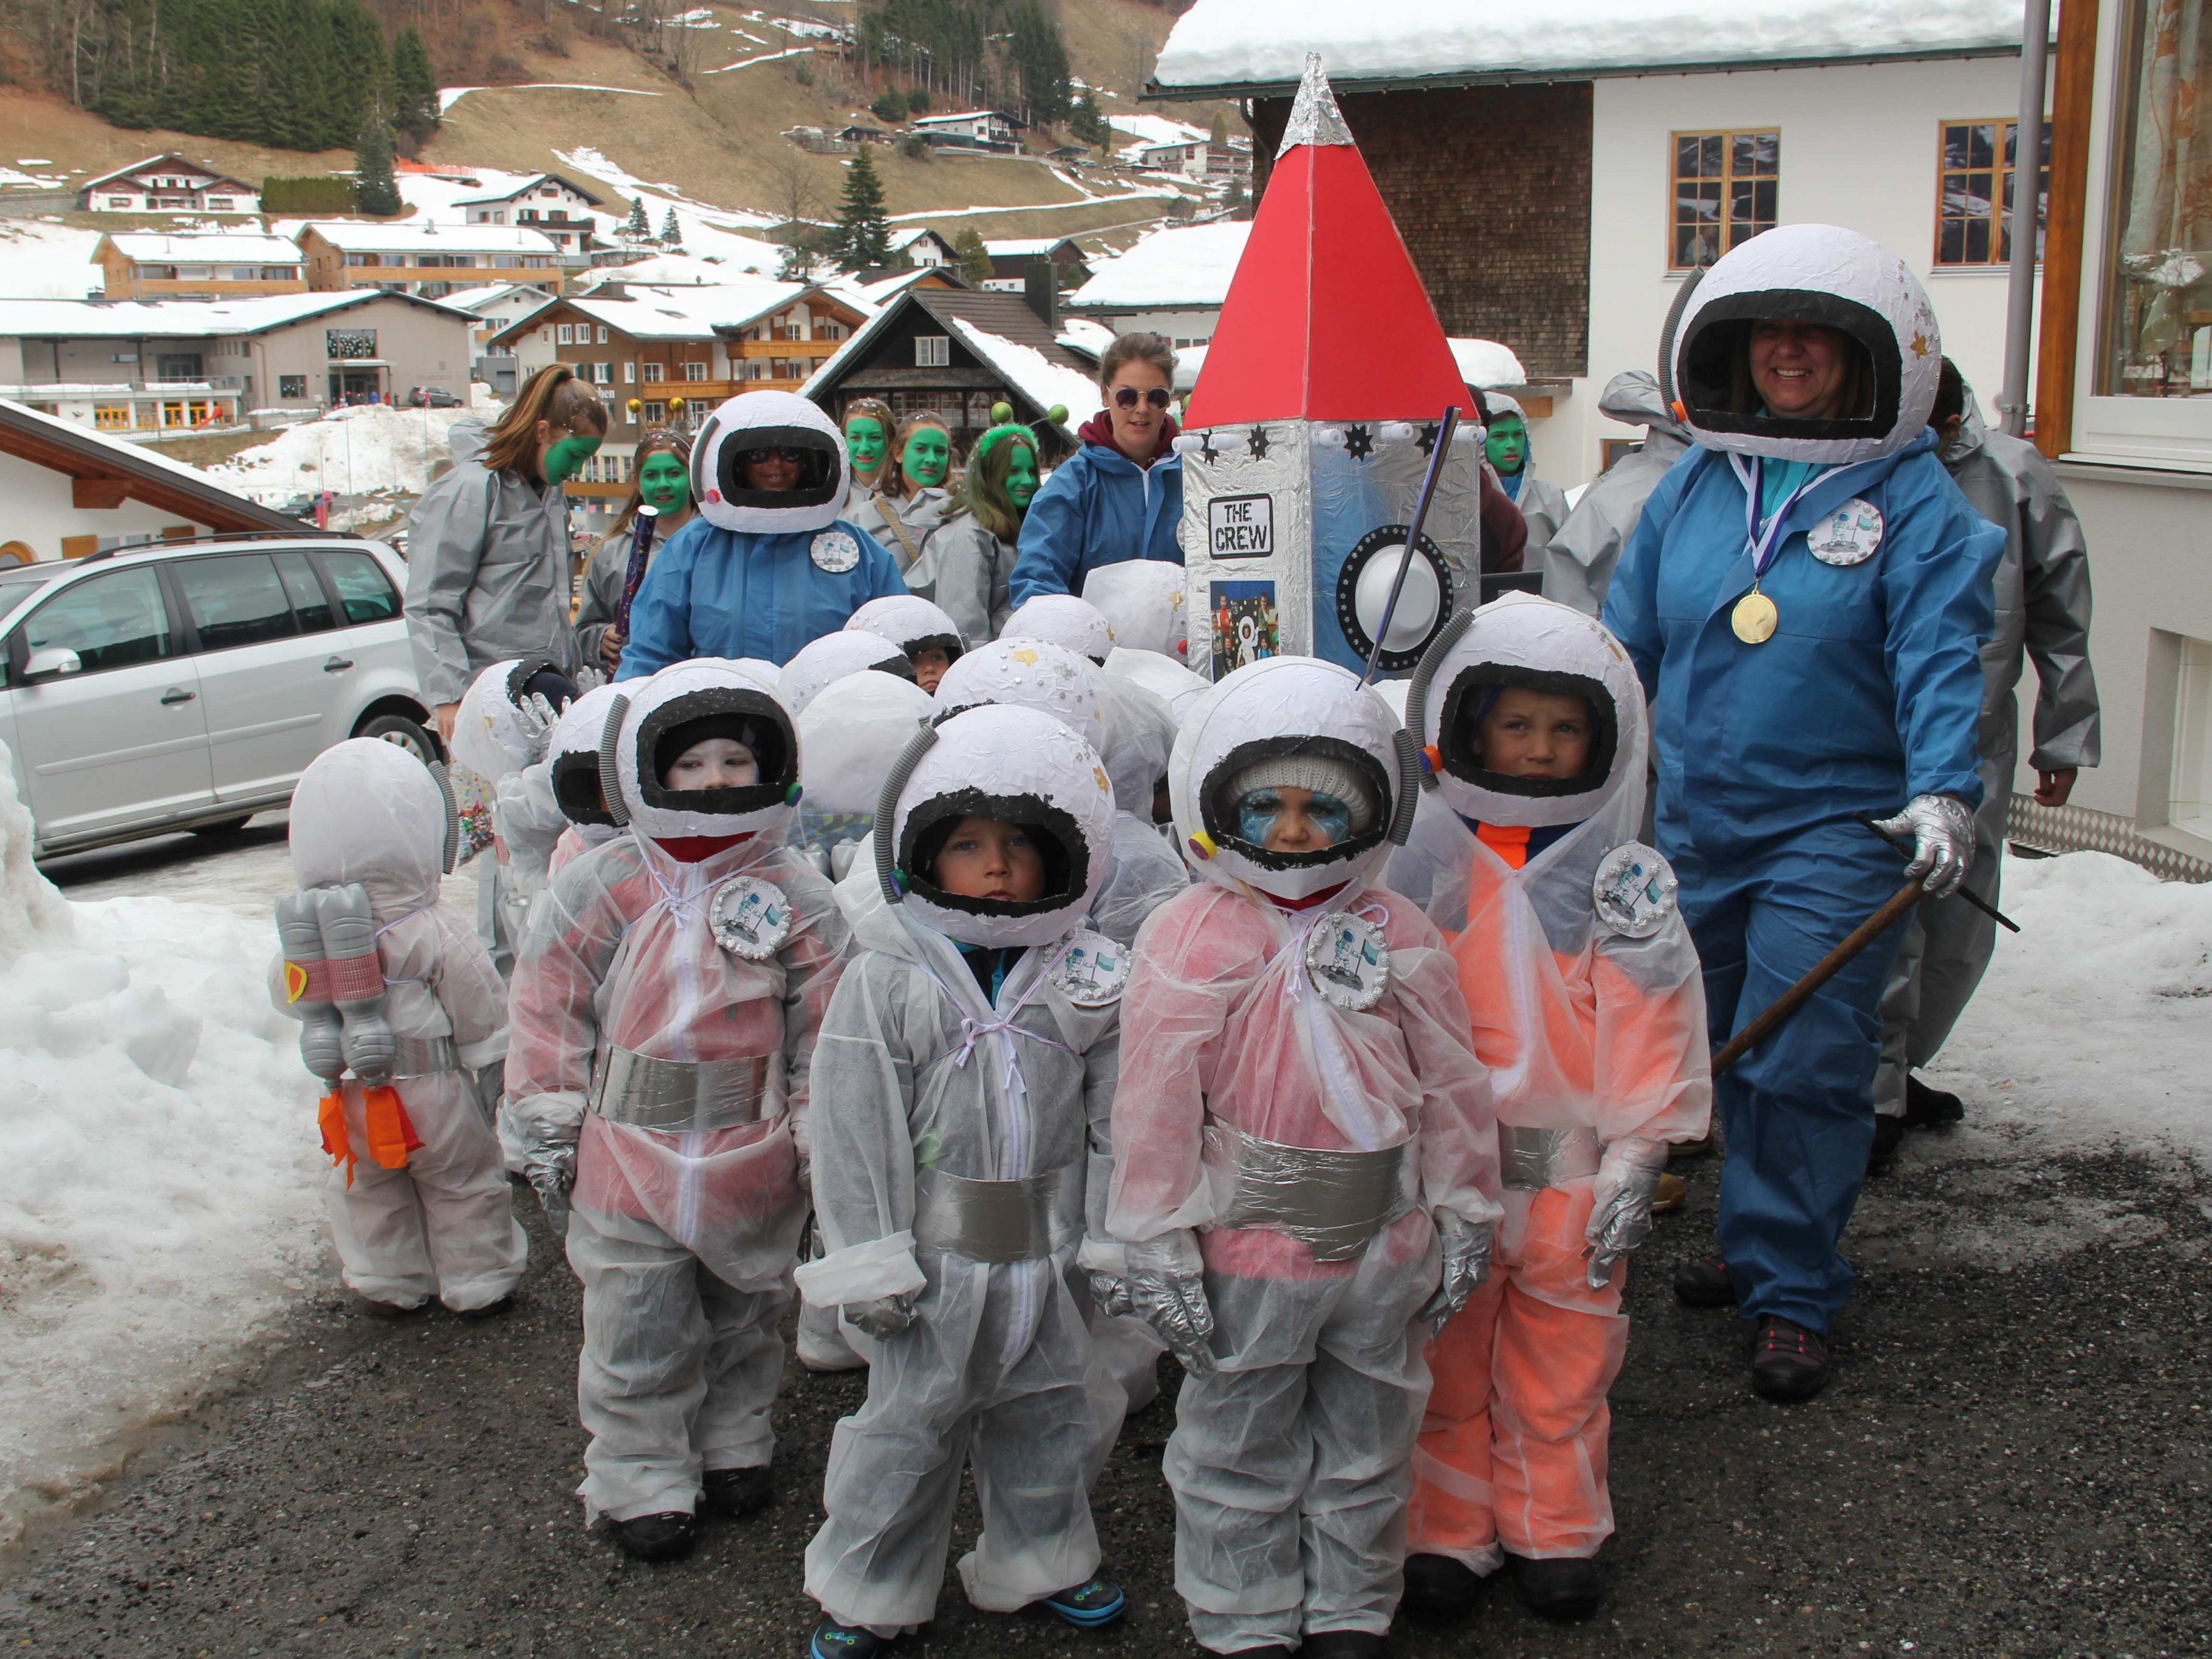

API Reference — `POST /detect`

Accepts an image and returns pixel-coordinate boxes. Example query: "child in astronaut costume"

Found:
[780,630,916,716]
[1091,672,1189,948]
[800,703,1129,1655]
[504,660,849,1562]
[450,656,578,977]
[843,592,967,694]
[1388,594,1711,1622]
[543,683,628,877]
[790,666,937,880]
[273,740,526,1314]
[1106,657,1501,1659]
[1003,591,1116,664]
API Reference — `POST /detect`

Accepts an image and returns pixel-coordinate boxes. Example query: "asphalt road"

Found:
[0,1120,2203,1659]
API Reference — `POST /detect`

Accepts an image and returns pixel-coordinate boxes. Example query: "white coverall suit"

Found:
[1108,657,1501,1654]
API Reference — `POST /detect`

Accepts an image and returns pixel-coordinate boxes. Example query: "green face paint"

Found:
[543,433,601,486]
[902,427,951,489]
[1004,443,1039,509]
[1485,416,1527,476]
[844,416,888,476]
[637,451,691,513]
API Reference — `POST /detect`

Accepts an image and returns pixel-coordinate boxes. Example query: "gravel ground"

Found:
[0,1121,2204,1659]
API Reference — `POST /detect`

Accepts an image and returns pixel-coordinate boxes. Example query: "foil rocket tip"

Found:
[1278,52,1354,158]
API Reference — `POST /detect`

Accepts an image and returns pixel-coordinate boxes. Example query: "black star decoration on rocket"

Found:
[1345,423,1374,460]
[1200,431,1219,464]
[1416,423,1439,457]
[1248,425,1270,460]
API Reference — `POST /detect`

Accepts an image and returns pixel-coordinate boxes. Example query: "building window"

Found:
[2102,0,2212,397]
[279,375,307,398]
[557,323,575,344]
[914,335,950,367]
[592,361,612,385]
[643,401,667,424]
[641,361,665,383]
[1670,130,1779,270]
[208,197,234,211]
[106,195,130,208]
[682,361,708,381]
[597,326,609,344]
[327,329,377,360]
[1935,120,2050,266]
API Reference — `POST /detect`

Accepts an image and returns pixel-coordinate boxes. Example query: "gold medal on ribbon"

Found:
[1731,589,1779,645]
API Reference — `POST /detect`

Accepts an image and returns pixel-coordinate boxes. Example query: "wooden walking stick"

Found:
[1709,878,1927,1078]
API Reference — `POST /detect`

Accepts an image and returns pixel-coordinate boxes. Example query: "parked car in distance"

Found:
[276,493,320,519]
[0,535,439,860]
[407,386,464,408]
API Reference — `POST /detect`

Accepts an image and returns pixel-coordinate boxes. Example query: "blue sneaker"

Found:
[809,1615,885,1658]
[1042,1577,1128,1629]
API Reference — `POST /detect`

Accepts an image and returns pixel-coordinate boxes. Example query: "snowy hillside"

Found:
[199,403,483,504]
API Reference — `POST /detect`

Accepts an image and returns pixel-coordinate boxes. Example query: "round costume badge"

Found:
[1049,929,1130,1008]
[709,875,793,960]
[1591,842,1679,939]
[1303,912,1391,1012]
[1731,590,1779,645]
[1807,498,1885,567]
[809,530,860,573]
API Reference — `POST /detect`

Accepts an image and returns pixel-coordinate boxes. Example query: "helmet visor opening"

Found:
[712,423,843,511]
[900,789,1086,918]
[1437,665,1618,799]
[636,688,796,816]
[1200,735,1394,871]
[550,750,614,826]
[1679,290,1900,441]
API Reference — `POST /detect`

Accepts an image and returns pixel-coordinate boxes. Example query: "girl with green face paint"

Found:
[1485,412,1528,479]
[897,419,1040,643]
[577,432,694,674]
[843,397,895,492]
[897,419,953,493]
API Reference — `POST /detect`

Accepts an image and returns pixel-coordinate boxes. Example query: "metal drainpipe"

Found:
[1997,0,2054,439]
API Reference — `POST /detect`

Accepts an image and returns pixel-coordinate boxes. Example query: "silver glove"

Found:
[1126,1233,1215,1376]
[1873,793,1976,898]
[524,1141,575,1236]
[843,1293,917,1339]
[1418,1208,1494,1335]
[1087,1270,1134,1320]
[512,691,563,767]
[1584,1137,1669,1290]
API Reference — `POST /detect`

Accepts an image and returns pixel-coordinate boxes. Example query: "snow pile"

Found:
[199,403,479,503]
[707,46,815,72]
[1067,221,1251,310]
[1450,337,1527,389]
[0,221,103,299]
[0,745,323,1542]
[1930,851,2212,1167]
[0,162,66,190]
[1153,0,2033,87]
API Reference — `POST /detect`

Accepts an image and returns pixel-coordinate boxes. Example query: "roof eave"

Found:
[0,405,314,534]
[1142,40,2027,101]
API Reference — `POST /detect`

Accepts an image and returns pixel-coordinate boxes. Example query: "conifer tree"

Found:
[659,208,684,250]
[953,226,992,286]
[390,26,440,144]
[830,146,892,273]
[624,200,651,243]
[352,120,402,216]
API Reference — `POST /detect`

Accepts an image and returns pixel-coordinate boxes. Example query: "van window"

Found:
[273,550,335,632]
[20,567,173,673]
[320,550,402,625]
[173,554,300,651]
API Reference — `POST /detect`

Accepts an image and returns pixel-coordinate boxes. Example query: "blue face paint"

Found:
[1236,788,1352,848]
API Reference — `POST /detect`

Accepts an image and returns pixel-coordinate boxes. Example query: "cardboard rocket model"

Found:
[1176,54,1484,681]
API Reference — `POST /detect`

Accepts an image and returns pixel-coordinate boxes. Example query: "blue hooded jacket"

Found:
[1601,432,2002,854]
[1008,419,1183,605]
[615,514,906,677]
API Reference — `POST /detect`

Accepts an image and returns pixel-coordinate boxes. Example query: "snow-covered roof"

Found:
[453,172,605,207]
[577,253,737,289]
[1056,318,1117,360]
[1151,0,2036,92]
[1064,222,1251,312]
[434,281,551,314]
[0,290,474,340]
[1448,337,1527,389]
[984,238,1078,259]
[0,396,301,528]
[911,110,1018,126]
[496,277,811,344]
[296,221,563,255]
[102,232,305,265]
[80,153,255,191]
[945,316,1102,426]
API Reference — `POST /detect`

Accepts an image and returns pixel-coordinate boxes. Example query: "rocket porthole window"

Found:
[1335,525,1453,673]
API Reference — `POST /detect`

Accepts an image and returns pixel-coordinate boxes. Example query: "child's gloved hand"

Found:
[843,1293,917,1338]
[526,1142,576,1235]
[1087,1270,1133,1319]
[512,693,564,767]
[1126,1232,1215,1375]
[1584,1136,1669,1288]
[1419,1208,1494,1335]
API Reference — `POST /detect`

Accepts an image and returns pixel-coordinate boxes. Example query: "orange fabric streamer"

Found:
[362,1085,425,1171]
[317,1090,354,1185]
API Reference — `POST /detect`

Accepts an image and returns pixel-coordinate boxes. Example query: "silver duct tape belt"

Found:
[391,1036,458,1078]
[591,1046,771,1133]
[1499,1125,1603,1191]
[1205,1121,1411,1263]
[913,1162,1085,1264]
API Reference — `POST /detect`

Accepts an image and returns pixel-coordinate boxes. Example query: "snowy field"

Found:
[0,220,104,299]
[197,402,481,504]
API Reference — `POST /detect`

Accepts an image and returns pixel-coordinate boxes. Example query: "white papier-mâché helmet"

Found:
[291,737,461,918]
[690,389,851,533]
[932,635,1106,751]
[845,593,966,667]
[875,702,1114,949]
[1171,655,1421,903]
[1669,222,1941,465]
[547,682,624,828]
[1083,559,1188,658]
[600,659,801,841]
[450,654,566,784]
[1002,592,1115,664]
[779,629,914,714]
[1405,592,1645,832]
[797,668,936,816]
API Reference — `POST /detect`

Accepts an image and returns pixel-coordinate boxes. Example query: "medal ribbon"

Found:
[1728,454,1824,584]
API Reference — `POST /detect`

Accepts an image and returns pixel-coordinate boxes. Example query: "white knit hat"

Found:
[1226,753,1378,836]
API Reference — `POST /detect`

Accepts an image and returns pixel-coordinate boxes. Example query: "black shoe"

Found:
[1041,1576,1126,1628]
[450,1293,515,1321]
[1507,1553,1604,1621]
[1748,1315,1832,1403]
[1402,1552,1484,1620]
[809,1616,886,1658]
[1300,1634,1388,1657]
[1673,1252,1736,1308]
[1904,1073,1965,1129]
[610,1510,699,1561]
[701,1464,773,1520]
[1867,1113,1905,1176]
[1668,1131,1716,1161]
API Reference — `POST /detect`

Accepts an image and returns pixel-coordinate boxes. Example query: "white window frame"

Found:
[623,361,636,384]
[556,323,575,345]
[914,335,950,368]
[597,326,609,344]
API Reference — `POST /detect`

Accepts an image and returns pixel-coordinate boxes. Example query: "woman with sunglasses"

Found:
[615,390,906,676]
[1008,332,1183,607]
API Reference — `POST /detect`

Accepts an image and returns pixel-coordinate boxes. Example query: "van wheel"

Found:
[357,712,438,764]
[189,815,254,837]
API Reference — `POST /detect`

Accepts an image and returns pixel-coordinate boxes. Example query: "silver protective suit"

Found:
[276,739,526,1311]
[1541,372,1694,617]
[850,485,953,574]
[903,513,1015,644]
[800,704,1124,1634]
[1876,404,2100,1113]
[1092,675,1190,949]
[1487,394,1569,555]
